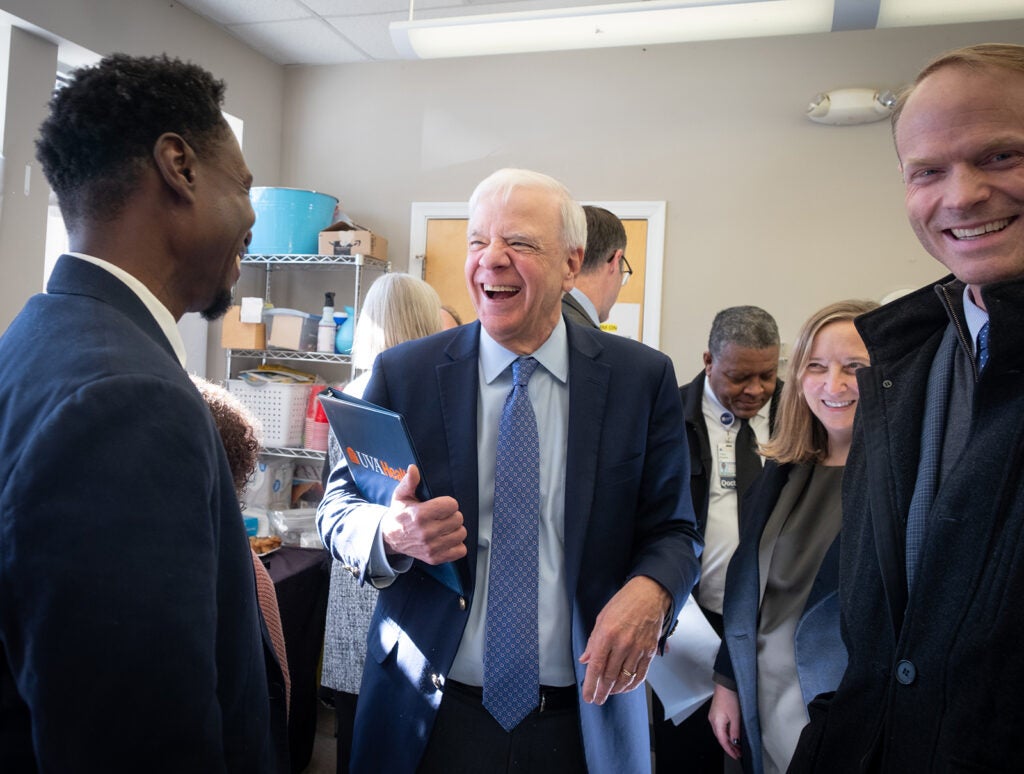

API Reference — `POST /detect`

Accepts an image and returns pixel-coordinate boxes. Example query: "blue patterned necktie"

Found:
[483,356,540,731]
[977,321,991,374]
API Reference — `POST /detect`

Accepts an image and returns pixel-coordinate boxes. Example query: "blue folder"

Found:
[318,387,463,596]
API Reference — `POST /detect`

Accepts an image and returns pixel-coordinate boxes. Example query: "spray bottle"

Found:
[317,291,337,353]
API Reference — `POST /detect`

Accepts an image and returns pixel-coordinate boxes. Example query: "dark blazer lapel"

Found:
[854,285,948,633]
[682,370,712,463]
[563,324,610,594]
[725,461,791,717]
[437,322,482,591]
[858,354,930,633]
[680,371,714,537]
[47,254,179,362]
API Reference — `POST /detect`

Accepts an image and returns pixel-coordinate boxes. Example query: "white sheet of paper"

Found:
[240,296,265,323]
[647,594,721,724]
[604,302,641,340]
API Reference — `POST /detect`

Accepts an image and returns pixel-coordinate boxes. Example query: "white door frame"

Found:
[408,201,666,348]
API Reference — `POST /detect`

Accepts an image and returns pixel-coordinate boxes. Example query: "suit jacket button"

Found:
[895,659,916,685]
[458,596,467,611]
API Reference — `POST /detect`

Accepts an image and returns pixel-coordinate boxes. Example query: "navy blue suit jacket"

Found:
[0,256,285,772]
[318,319,702,773]
[714,461,846,774]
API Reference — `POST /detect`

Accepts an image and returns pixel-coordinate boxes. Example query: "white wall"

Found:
[278,20,1023,374]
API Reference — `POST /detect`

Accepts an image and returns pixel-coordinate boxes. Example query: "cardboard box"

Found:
[318,221,388,260]
[220,305,266,349]
[265,309,319,351]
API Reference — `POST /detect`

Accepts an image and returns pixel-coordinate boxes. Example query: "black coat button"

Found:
[895,659,916,684]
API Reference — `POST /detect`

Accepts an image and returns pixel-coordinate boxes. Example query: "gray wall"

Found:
[0,0,284,184]
[278,21,1023,373]
[0,26,55,332]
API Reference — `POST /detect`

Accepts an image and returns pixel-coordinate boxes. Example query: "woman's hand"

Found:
[709,683,743,760]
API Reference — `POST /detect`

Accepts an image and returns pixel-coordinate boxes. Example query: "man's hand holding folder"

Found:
[381,464,467,566]
[318,388,467,595]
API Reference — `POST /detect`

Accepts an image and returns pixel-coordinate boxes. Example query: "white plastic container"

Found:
[226,380,309,447]
[268,507,319,547]
[243,459,294,509]
[242,506,270,537]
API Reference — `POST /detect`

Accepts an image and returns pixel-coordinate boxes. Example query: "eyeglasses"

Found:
[618,253,633,286]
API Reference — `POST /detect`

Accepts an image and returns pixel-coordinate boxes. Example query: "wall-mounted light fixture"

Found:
[806,88,898,126]
[390,0,1024,61]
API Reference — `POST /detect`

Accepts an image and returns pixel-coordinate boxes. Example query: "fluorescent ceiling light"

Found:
[391,0,1024,60]
[390,0,835,60]
[878,0,1024,28]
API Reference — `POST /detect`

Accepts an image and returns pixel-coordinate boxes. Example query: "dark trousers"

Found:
[652,607,727,774]
[652,693,723,773]
[418,680,587,774]
[333,690,357,774]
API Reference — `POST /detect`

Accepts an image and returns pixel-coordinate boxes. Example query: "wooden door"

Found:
[424,218,474,326]
[608,219,647,340]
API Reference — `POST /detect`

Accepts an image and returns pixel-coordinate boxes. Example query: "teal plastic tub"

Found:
[248,187,338,255]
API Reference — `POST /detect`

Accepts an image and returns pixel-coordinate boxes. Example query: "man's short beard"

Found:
[200,288,233,321]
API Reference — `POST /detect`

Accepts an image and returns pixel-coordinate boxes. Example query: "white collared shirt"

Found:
[697,375,771,614]
[65,252,187,367]
[448,318,575,687]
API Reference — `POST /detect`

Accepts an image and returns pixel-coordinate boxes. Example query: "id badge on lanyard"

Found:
[718,411,737,490]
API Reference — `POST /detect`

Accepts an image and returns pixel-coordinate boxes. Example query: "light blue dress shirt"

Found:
[567,286,600,327]
[962,286,989,358]
[448,318,575,687]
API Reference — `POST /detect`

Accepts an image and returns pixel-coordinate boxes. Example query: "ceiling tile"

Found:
[228,17,370,65]
[176,0,309,26]
[322,12,411,60]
